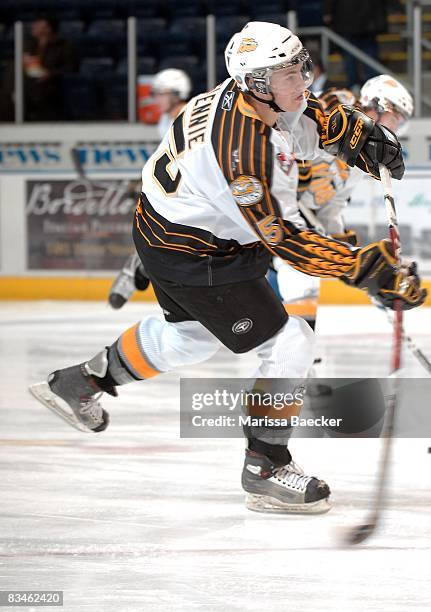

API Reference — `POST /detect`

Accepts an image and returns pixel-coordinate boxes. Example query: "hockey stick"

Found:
[297,200,431,375]
[70,147,86,180]
[70,146,140,198]
[343,164,402,545]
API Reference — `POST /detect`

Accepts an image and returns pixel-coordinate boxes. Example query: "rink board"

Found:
[0,148,431,303]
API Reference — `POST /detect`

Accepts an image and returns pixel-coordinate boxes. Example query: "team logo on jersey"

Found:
[238,38,258,53]
[230,175,263,207]
[222,90,235,111]
[232,318,253,334]
[276,152,294,175]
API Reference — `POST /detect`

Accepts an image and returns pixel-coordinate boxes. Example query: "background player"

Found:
[276,76,414,330]
[29,23,426,516]
[108,68,192,309]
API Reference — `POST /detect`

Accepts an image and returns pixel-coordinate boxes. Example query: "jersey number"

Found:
[153,112,186,196]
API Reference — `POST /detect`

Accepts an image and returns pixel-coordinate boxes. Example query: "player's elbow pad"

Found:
[323,105,375,167]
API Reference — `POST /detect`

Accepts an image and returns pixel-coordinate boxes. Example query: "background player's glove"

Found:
[343,240,427,310]
[331,229,358,246]
[356,124,405,180]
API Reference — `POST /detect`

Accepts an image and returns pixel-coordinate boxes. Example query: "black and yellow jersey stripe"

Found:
[134,193,270,286]
[211,88,358,278]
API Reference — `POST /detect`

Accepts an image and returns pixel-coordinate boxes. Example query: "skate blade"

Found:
[245,493,331,515]
[29,381,92,434]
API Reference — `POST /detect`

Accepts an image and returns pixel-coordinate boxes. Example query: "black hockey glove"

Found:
[376,260,427,310]
[343,240,427,310]
[356,123,405,180]
[324,106,404,180]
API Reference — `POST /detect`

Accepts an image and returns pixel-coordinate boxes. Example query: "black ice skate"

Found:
[29,350,115,433]
[242,449,331,514]
[108,252,150,309]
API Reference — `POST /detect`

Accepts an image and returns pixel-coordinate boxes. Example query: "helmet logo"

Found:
[385,78,399,88]
[238,37,258,53]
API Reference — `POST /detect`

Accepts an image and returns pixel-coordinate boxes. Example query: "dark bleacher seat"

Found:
[297,1,323,27]
[216,54,229,83]
[62,74,98,120]
[124,0,162,19]
[82,0,118,20]
[137,18,168,48]
[100,75,128,120]
[86,20,127,59]
[58,20,85,39]
[249,0,288,19]
[77,38,110,59]
[80,57,115,77]
[250,12,288,27]
[116,56,158,75]
[1,29,15,60]
[169,17,207,48]
[33,0,81,19]
[189,66,208,96]
[165,0,205,18]
[87,19,126,42]
[137,56,158,74]
[216,15,249,48]
[206,0,244,17]
[159,55,199,73]
[158,38,193,60]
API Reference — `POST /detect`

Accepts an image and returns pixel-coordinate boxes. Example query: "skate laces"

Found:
[79,393,104,423]
[273,461,312,492]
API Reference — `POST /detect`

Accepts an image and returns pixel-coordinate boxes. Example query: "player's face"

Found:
[270,64,307,112]
[378,109,407,135]
[154,92,175,113]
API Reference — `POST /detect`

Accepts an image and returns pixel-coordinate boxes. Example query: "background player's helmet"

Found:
[152,69,192,100]
[359,75,413,120]
[320,87,357,114]
[225,21,313,95]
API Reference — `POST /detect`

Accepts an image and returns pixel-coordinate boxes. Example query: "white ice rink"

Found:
[1,301,430,611]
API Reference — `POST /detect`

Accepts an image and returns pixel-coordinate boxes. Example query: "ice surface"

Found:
[0,302,430,611]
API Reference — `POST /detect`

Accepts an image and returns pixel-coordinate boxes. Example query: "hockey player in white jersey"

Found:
[29,23,426,515]
[276,76,415,329]
[108,68,192,309]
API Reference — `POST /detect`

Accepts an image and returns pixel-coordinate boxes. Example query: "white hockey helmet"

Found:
[359,75,413,120]
[152,68,192,100]
[225,21,313,96]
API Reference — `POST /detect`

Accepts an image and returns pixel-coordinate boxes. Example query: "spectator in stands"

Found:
[23,14,79,120]
[0,14,79,121]
[323,0,388,89]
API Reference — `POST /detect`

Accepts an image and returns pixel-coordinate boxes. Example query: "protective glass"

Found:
[249,49,314,95]
[269,61,314,95]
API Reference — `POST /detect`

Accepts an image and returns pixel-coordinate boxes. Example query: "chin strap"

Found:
[246,90,284,113]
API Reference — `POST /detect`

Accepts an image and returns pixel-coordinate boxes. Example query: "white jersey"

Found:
[135,80,357,285]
